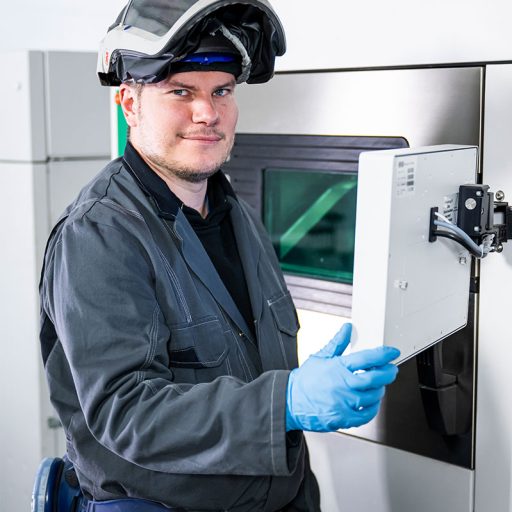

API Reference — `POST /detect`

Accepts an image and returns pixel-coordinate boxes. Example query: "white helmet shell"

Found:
[97,0,286,85]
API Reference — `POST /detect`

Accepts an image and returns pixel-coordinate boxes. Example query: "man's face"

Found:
[125,71,239,183]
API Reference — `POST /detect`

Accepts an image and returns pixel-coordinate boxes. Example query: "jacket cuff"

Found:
[270,370,303,475]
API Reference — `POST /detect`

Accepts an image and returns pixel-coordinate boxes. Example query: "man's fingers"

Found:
[344,363,399,390]
[343,345,400,371]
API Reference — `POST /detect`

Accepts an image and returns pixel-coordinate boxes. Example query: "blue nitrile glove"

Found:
[286,323,400,432]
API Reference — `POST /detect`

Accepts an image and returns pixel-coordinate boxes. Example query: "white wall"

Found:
[0,0,125,52]
[2,1,512,66]
[271,0,512,70]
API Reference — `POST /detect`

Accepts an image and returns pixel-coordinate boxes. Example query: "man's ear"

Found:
[119,84,140,128]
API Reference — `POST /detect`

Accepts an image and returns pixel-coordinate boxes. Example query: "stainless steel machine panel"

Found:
[236,67,482,148]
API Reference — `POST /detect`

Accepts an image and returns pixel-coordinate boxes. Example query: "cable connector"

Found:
[429,207,488,258]
[429,185,511,259]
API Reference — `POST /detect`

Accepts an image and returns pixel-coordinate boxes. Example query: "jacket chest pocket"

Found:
[268,292,300,369]
[167,317,229,369]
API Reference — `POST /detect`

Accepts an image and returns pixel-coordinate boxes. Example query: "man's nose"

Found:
[191,97,219,125]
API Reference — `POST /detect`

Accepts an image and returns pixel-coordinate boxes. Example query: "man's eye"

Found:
[170,89,188,96]
[214,88,231,97]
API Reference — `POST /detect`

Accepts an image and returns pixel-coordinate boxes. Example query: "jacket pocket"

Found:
[268,292,300,369]
[167,317,229,369]
[268,292,300,337]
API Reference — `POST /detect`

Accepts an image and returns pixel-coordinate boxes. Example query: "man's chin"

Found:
[140,146,228,184]
[174,166,220,184]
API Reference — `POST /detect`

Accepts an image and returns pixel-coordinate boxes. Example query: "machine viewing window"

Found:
[264,168,357,284]
[222,133,408,316]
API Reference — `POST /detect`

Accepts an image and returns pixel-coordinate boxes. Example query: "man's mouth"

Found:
[181,132,224,142]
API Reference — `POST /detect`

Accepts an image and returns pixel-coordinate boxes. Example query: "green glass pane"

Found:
[263,168,357,284]
[117,93,128,157]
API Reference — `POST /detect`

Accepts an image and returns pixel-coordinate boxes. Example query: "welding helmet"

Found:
[97,0,286,86]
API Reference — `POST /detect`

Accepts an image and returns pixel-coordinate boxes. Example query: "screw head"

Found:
[465,198,477,210]
[496,190,505,201]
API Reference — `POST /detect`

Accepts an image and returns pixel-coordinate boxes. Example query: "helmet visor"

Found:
[122,0,198,37]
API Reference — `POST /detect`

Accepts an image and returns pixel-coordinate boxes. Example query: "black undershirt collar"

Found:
[123,141,237,219]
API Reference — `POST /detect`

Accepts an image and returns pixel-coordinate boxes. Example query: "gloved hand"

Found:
[285,323,400,432]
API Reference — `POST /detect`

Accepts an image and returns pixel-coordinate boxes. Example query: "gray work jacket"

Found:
[39,157,319,511]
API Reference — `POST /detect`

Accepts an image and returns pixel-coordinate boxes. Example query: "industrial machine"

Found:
[223,64,512,511]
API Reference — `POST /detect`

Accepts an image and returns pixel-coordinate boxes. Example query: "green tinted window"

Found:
[264,169,357,284]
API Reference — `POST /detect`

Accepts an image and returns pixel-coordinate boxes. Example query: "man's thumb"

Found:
[314,323,352,358]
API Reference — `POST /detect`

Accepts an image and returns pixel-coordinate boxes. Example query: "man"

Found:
[39,1,400,510]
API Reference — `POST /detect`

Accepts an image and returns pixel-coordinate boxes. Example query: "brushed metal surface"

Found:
[236,67,482,149]
[284,275,352,317]
[476,63,512,512]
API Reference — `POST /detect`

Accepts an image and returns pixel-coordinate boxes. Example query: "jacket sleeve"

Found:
[42,210,298,477]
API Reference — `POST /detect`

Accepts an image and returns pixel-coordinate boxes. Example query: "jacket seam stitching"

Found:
[232,333,254,381]
[100,198,145,220]
[137,304,160,384]
[142,380,158,395]
[172,318,219,330]
[225,356,233,376]
[155,246,192,323]
[275,328,289,369]
[238,201,285,294]
[78,164,124,220]
[270,372,278,473]
[267,292,290,307]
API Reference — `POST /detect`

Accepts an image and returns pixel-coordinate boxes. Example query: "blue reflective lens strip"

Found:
[180,52,236,64]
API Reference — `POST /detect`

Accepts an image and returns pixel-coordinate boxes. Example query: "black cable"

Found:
[432,230,483,258]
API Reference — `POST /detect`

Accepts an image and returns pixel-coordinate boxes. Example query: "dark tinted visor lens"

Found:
[123,0,198,37]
